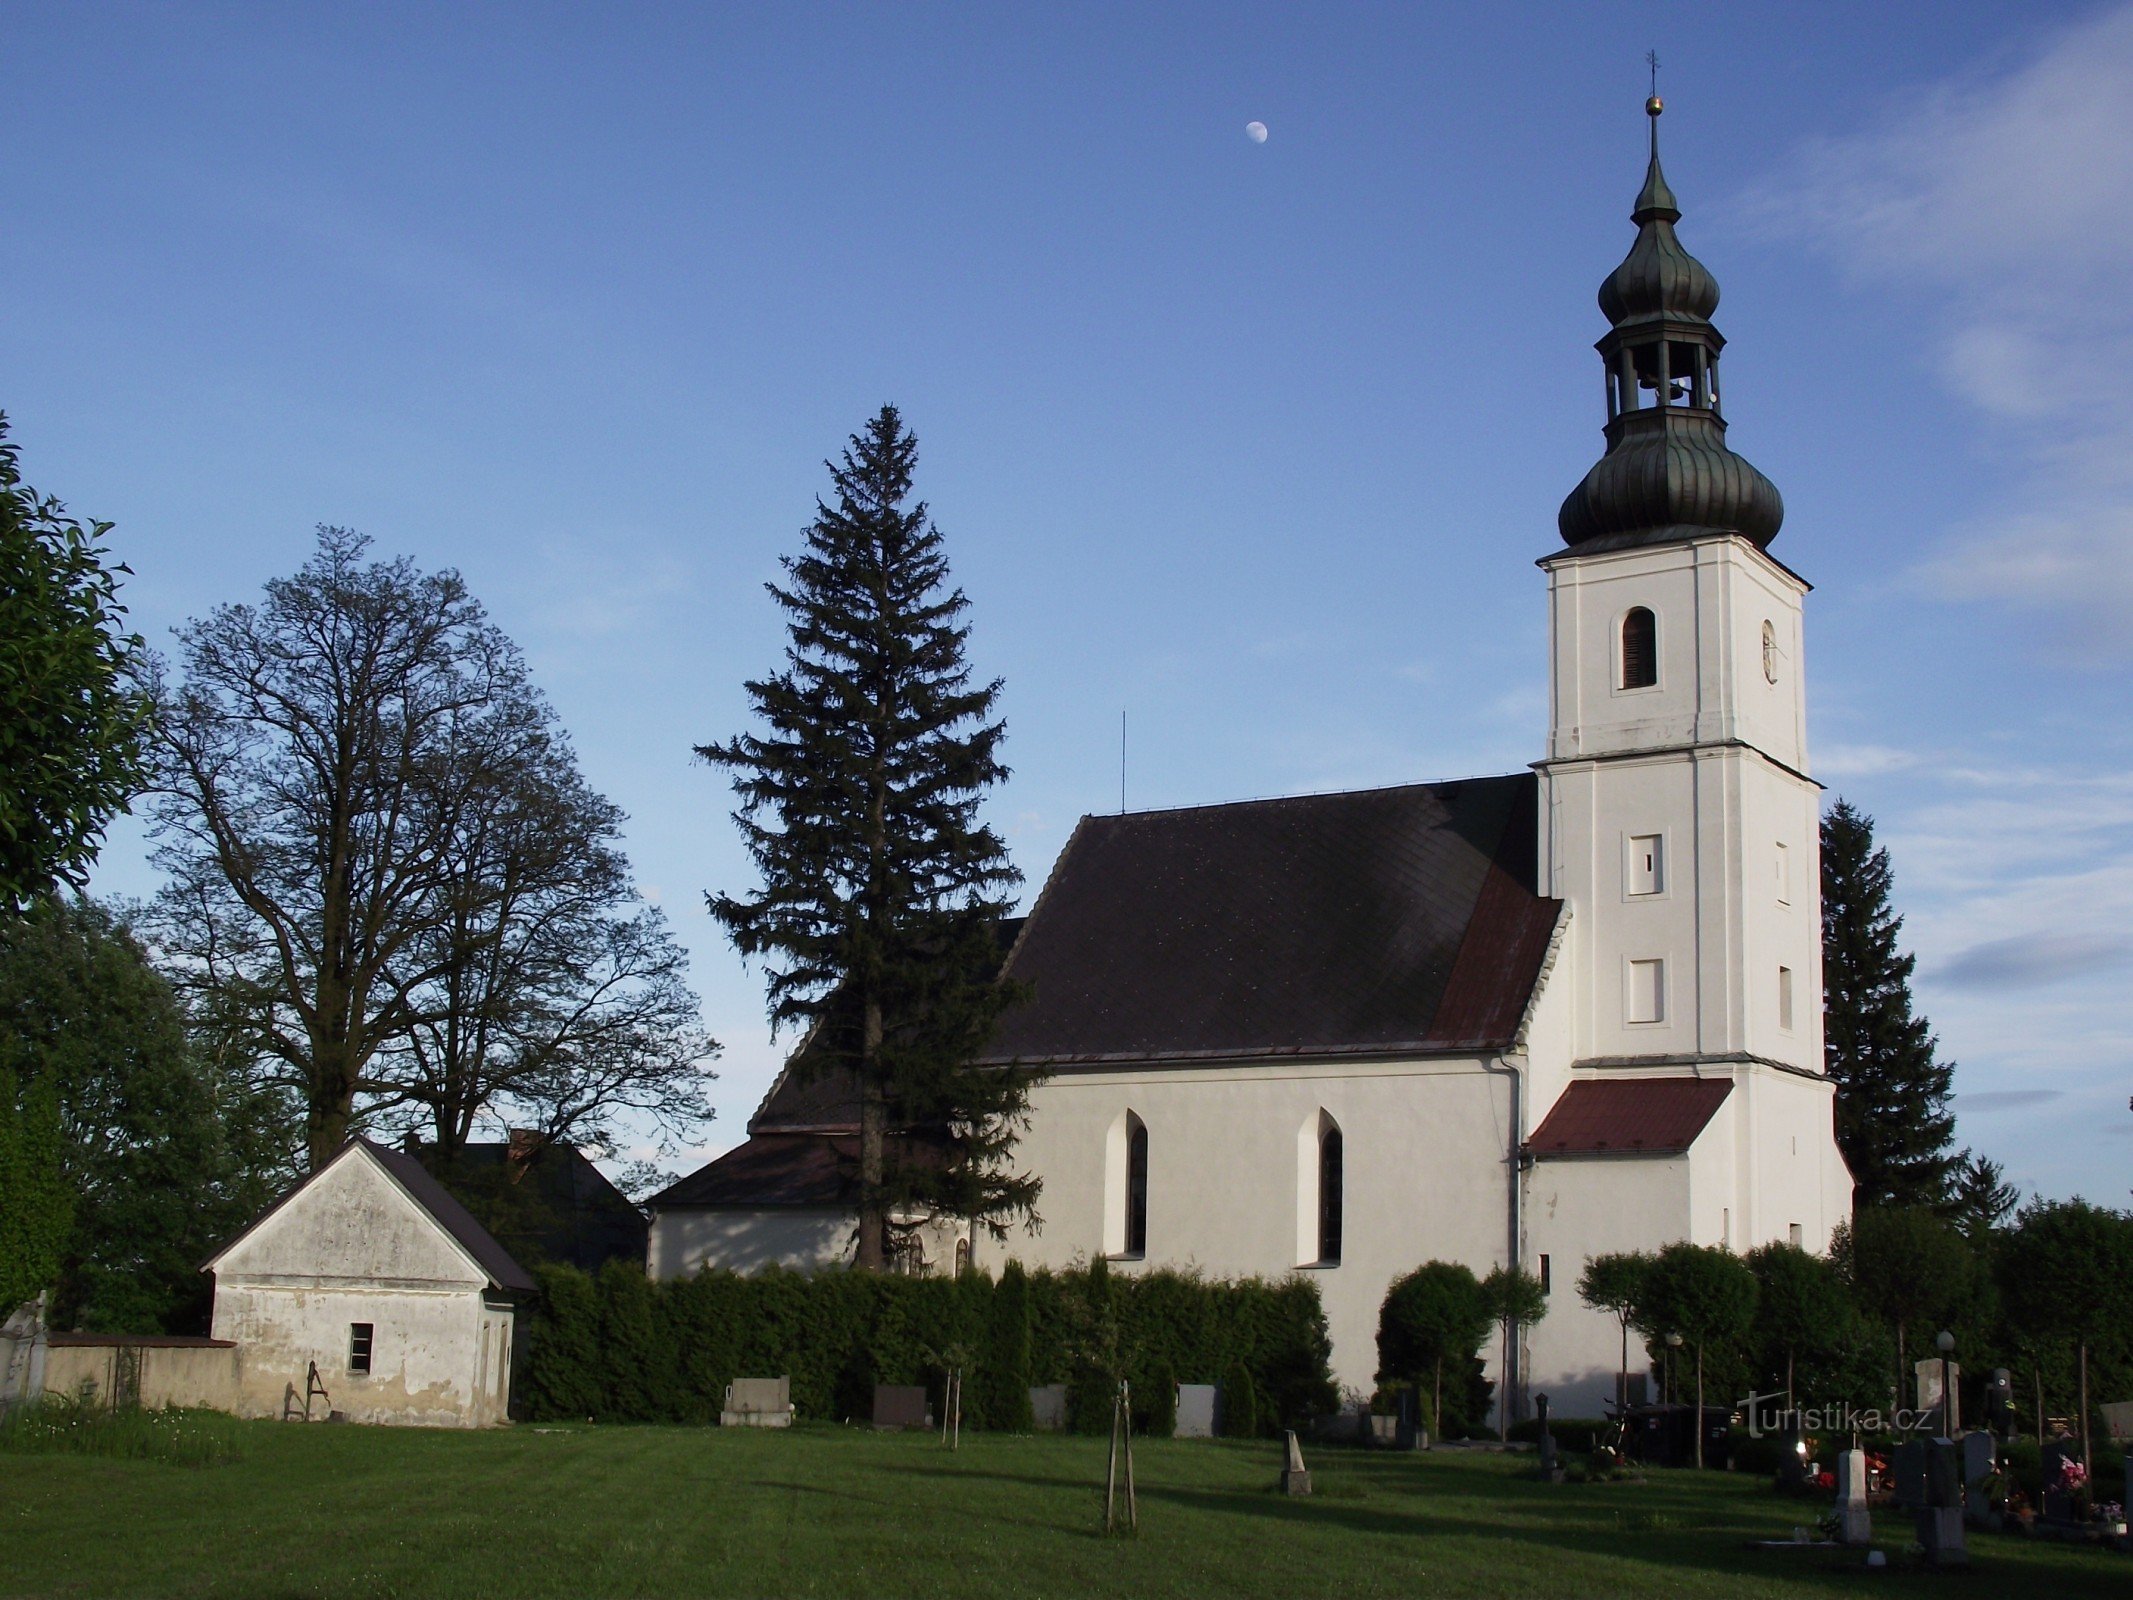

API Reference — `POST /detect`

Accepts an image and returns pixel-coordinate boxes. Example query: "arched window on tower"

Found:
[1124,1117,1149,1257]
[1621,607,1657,689]
[1318,1124,1343,1265]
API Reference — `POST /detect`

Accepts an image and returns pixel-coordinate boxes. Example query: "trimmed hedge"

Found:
[518,1259,1336,1435]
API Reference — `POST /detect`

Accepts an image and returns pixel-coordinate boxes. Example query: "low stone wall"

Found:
[41,1336,242,1411]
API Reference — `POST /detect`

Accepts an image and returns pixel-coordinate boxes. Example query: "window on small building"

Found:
[1124,1117,1149,1258]
[1628,833,1665,896]
[1778,966,1795,1031]
[1318,1124,1343,1266]
[349,1323,373,1375]
[1627,958,1666,1024]
[1620,608,1657,689]
[1538,1253,1551,1294]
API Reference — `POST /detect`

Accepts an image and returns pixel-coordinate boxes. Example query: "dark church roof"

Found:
[651,1132,854,1209]
[651,775,1559,1211]
[1524,1078,1733,1158]
[978,773,1560,1065]
[422,1139,648,1275]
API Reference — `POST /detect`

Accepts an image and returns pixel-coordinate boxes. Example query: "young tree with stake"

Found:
[700,406,1034,1270]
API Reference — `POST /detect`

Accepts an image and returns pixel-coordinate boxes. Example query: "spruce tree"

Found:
[700,406,1034,1270]
[1821,798,1956,1208]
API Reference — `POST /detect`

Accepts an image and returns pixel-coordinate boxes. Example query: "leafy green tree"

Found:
[0,898,293,1331]
[1821,799,1956,1208]
[1834,1205,1984,1408]
[699,406,1032,1268]
[1638,1243,1757,1468]
[1997,1198,2133,1471]
[0,1068,71,1314]
[1377,1261,1492,1438]
[981,1260,1035,1432]
[1482,1265,1548,1440]
[0,415,151,910]
[1744,1242,1851,1411]
[1577,1252,1651,1411]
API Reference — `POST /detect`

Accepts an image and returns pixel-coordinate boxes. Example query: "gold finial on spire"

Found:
[1646,49,1662,117]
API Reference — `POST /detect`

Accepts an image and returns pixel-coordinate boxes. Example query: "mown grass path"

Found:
[3,1423,2126,1598]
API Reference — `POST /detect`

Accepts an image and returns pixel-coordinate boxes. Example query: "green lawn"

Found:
[3,1422,2126,1599]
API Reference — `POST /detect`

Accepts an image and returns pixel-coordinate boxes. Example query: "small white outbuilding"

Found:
[204,1137,536,1427]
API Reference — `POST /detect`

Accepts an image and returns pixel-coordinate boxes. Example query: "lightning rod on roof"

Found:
[1120,709,1127,814]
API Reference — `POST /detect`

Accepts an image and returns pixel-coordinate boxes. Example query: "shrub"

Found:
[515,1258,1336,1428]
[1223,1361,1259,1438]
[1139,1361,1177,1438]
[979,1261,1035,1432]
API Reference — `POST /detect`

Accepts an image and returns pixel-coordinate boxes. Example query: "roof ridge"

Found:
[1080,770,1528,824]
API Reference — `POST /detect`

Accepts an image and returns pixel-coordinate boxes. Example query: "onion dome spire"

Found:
[1558,95,1783,552]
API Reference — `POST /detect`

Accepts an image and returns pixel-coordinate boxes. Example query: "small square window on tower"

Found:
[349,1323,374,1375]
[1778,965,1795,1031]
[1627,958,1665,1024]
[1628,834,1665,896]
[1789,1223,1805,1249]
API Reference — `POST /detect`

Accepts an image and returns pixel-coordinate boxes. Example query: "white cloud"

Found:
[1751,4,2133,656]
[1816,743,1919,779]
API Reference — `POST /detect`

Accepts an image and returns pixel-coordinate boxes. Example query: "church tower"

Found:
[1531,96,1842,1253]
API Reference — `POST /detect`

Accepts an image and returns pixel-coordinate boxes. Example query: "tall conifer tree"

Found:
[700,406,1034,1270]
[1821,799,1956,1209]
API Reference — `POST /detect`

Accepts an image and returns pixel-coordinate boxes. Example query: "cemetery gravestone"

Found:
[1915,1358,1960,1431]
[2101,1400,2133,1445]
[1281,1430,1311,1496]
[1029,1383,1068,1432]
[1835,1448,1873,1546]
[722,1376,794,1428]
[1917,1439,1967,1568]
[2041,1440,2075,1522]
[1960,1431,1995,1524]
[1174,1383,1217,1440]
[1535,1393,1564,1483]
[872,1384,930,1430]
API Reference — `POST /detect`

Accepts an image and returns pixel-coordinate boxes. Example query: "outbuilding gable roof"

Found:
[977,773,1560,1065]
[205,1138,537,1294]
[1524,1077,1733,1158]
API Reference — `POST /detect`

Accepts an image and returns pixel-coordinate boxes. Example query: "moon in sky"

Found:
[1245,121,1268,144]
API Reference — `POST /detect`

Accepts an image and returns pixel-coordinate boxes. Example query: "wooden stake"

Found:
[1123,1379,1138,1530]
[1104,1388,1120,1532]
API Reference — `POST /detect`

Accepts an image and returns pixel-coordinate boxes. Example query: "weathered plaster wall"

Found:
[40,1343,241,1410]
[978,1057,1518,1397]
[210,1283,512,1426]
[646,1206,969,1281]
[208,1145,514,1427]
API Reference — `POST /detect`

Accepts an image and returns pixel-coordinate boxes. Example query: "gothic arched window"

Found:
[1317,1124,1343,1265]
[1124,1117,1148,1257]
[1621,607,1657,689]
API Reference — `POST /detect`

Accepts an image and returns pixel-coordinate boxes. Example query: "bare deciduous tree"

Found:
[149,526,714,1169]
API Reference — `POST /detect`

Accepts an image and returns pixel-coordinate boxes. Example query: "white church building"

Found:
[649,102,1853,1418]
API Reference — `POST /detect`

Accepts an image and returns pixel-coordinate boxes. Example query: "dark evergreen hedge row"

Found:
[517,1257,1336,1434]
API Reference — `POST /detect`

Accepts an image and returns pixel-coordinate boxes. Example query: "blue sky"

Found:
[7,3,2129,1205]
